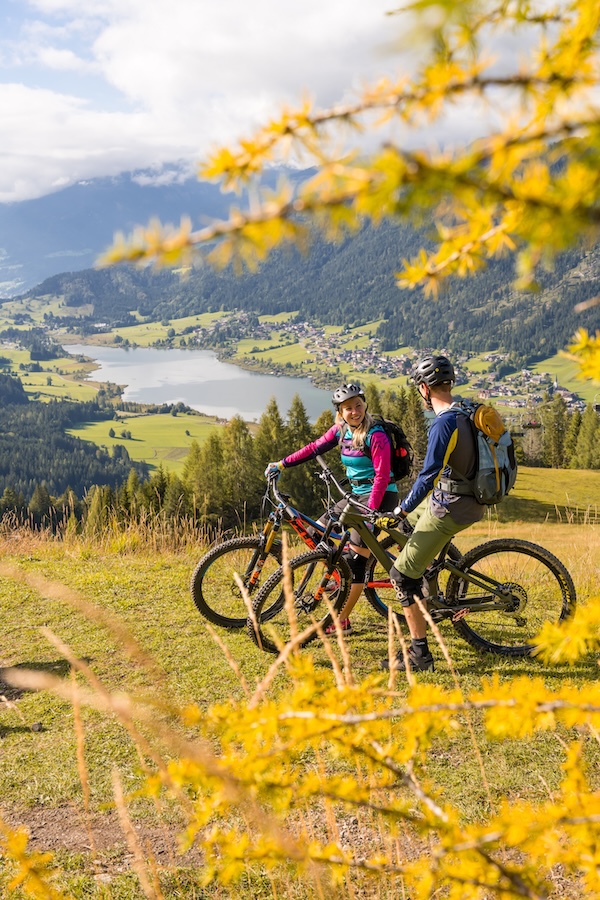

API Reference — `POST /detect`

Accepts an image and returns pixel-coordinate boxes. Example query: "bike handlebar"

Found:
[266,455,383,523]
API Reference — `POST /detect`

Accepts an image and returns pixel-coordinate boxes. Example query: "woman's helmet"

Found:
[332,383,366,408]
[411,355,455,387]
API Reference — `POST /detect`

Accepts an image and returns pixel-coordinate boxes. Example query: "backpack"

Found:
[444,401,517,505]
[365,415,413,482]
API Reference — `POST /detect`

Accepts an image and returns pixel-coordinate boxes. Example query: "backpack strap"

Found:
[361,420,395,485]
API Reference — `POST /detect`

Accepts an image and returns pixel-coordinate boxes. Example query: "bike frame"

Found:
[312,456,519,621]
[240,470,347,591]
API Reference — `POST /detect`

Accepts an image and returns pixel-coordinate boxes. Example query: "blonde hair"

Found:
[336,404,374,450]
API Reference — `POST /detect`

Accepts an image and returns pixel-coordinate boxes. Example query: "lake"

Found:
[67,344,333,421]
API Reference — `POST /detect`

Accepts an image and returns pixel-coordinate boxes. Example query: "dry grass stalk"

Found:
[112,768,163,900]
[71,669,98,864]
[281,534,299,646]
[319,597,354,688]
[0,562,167,687]
[204,617,250,698]
[389,610,413,689]
[414,596,493,808]
[239,570,263,651]
[316,622,347,690]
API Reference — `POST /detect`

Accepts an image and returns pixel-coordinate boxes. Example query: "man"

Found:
[383,354,485,673]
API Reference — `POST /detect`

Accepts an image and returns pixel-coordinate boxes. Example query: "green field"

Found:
[67,412,222,473]
[532,351,600,403]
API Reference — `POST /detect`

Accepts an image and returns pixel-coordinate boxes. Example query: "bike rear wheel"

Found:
[247,549,352,654]
[190,536,283,629]
[446,538,576,656]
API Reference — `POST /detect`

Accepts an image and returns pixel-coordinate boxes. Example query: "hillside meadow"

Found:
[0,472,598,896]
[67,411,222,475]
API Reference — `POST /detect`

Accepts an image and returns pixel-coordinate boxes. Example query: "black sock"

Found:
[411,637,429,657]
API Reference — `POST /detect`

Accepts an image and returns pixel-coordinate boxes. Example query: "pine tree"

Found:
[403,386,428,467]
[253,397,286,473]
[564,410,582,467]
[122,467,141,514]
[364,383,382,416]
[29,483,52,524]
[542,396,567,468]
[163,473,188,519]
[183,432,226,526]
[83,484,114,537]
[571,404,600,470]
[222,416,261,528]
[281,395,321,513]
[142,466,169,512]
[381,387,409,427]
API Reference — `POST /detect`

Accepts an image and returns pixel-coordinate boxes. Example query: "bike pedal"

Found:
[451,608,469,622]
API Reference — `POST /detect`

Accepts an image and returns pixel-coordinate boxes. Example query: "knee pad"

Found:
[343,549,367,584]
[390,569,423,608]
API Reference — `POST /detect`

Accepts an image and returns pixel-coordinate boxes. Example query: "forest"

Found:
[1,370,598,531]
[0,374,147,516]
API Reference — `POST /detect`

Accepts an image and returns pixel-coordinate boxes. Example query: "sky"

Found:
[0,0,425,204]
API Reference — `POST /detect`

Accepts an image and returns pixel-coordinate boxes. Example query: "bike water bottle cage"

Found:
[332,383,366,408]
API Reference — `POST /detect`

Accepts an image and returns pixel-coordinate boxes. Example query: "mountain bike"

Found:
[190,467,405,629]
[247,456,577,656]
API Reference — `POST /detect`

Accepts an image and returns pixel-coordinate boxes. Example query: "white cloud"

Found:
[0,0,409,201]
[0,0,525,203]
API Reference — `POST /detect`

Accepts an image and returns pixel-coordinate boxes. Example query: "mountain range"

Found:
[0,170,267,297]
[1,170,599,363]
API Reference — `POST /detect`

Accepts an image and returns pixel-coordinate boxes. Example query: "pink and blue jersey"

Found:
[282,423,397,510]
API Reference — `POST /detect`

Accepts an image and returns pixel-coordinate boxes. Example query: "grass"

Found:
[501,465,600,524]
[66,411,223,473]
[0,514,597,897]
[532,351,600,404]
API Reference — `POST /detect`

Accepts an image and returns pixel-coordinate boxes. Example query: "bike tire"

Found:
[190,536,283,629]
[446,538,576,656]
[247,549,352,654]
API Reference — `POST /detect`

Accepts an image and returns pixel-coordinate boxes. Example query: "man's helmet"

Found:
[332,383,365,408]
[412,355,455,387]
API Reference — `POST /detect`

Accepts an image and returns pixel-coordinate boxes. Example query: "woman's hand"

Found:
[264,461,285,478]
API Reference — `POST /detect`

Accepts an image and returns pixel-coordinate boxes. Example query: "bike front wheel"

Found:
[247,549,352,654]
[190,536,283,629]
[446,538,576,656]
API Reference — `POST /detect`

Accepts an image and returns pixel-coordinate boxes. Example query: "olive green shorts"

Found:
[393,497,473,580]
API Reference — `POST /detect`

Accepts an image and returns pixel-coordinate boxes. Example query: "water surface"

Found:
[68,344,332,421]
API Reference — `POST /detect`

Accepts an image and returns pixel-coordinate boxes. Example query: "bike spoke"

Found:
[447,539,575,656]
[191,538,282,629]
[248,550,352,654]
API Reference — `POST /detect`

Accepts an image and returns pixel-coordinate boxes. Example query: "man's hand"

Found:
[375,514,402,530]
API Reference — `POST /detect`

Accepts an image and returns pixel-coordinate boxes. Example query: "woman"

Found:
[265,383,398,635]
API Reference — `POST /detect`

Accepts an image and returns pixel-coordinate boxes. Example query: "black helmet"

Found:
[412,355,455,387]
[332,383,365,408]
